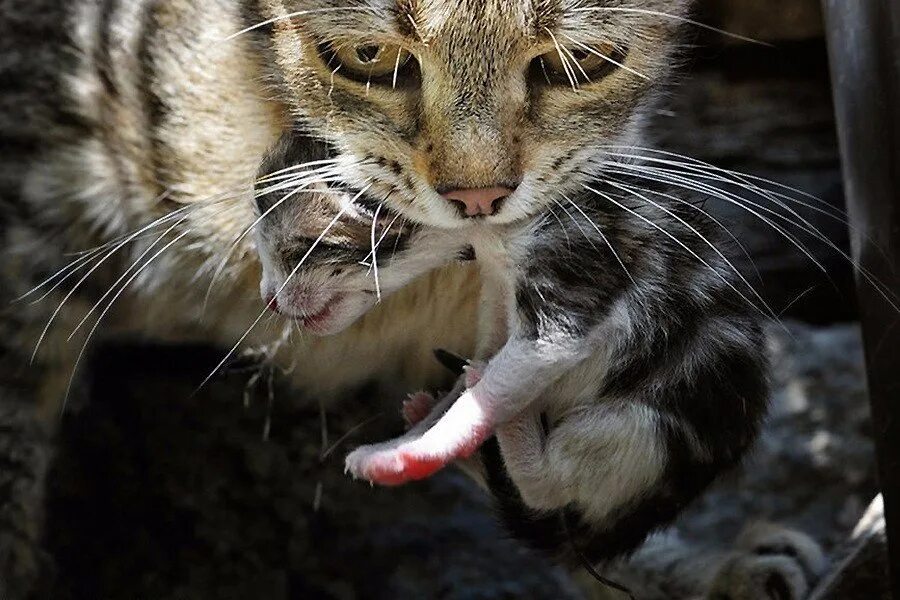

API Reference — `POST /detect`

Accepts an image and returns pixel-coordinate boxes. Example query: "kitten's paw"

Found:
[402,392,437,428]
[707,523,826,600]
[344,443,448,486]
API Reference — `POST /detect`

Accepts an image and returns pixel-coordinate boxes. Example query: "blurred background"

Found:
[41,1,885,598]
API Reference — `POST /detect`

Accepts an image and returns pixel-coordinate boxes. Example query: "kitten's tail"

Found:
[479,438,635,599]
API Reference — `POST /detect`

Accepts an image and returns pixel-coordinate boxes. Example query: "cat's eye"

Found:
[532,42,628,87]
[321,42,416,87]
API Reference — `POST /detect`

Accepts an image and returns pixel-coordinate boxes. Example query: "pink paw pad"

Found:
[365,452,448,486]
[401,392,436,427]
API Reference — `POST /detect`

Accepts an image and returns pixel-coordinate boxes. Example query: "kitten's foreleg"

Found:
[346,339,587,485]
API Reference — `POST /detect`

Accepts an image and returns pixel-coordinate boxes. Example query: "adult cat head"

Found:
[255,0,691,228]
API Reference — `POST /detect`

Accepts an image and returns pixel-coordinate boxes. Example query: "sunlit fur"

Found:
[261,0,691,226]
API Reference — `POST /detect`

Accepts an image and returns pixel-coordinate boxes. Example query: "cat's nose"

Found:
[441,186,515,218]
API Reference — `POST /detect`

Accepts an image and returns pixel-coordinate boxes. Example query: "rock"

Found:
[45,343,581,600]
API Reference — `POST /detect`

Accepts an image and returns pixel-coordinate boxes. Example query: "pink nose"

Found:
[441,186,514,217]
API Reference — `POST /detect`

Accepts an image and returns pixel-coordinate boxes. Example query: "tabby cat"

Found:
[0,0,815,598]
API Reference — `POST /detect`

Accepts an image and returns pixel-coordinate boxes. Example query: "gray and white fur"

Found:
[256,133,771,574]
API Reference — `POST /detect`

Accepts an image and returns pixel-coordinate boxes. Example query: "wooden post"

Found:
[822,1,900,595]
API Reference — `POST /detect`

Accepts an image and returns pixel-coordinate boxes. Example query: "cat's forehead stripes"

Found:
[284,0,683,45]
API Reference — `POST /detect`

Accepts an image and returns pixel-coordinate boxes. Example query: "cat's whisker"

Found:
[619,164,900,312]
[546,204,574,252]
[197,183,373,393]
[604,163,830,275]
[604,149,848,223]
[17,246,106,305]
[255,158,340,184]
[551,198,599,252]
[370,202,384,302]
[204,168,345,308]
[254,165,343,198]
[30,208,199,363]
[583,185,773,321]
[604,179,773,317]
[604,145,841,211]
[364,209,402,266]
[537,56,553,85]
[572,7,770,46]
[545,28,579,91]
[362,190,402,266]
[389,216,409,264]
[62,228,194,416]
[30,177,259,363]
[392,46,403,90]
[561,34,649,81]
[607,176,764,286]
[559,192,637,286]
[559,44,592,84]
[68,217,191,341]
[222,7,377,41]
[17,204,197,303]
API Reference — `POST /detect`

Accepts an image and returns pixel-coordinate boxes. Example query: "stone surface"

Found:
[45,343,581,600]
[811,496,891,600]
[42,320,881,599]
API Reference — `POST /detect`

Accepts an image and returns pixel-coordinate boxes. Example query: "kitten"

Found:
[256,133,770,566]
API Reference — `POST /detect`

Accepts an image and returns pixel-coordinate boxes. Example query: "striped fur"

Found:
[0,0,700,596]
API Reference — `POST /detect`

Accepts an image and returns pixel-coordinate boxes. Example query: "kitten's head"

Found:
[255,134,465,335]
[258,0,691,228]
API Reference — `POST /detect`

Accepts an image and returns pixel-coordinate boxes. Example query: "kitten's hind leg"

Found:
[401,392,438,428]
[496,402,668,519]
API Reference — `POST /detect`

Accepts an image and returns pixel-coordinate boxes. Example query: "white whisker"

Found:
[584,184,771,321]
[223,7,377,41]
[370,202,383,302]
[572,7,769,46]
[196,184,373,392]
[560,193,636,285]
[61,228,193,416]
[605,179,772,316]
[562,34,648,80]
[68,217,190,341]
[545,28,579,91]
